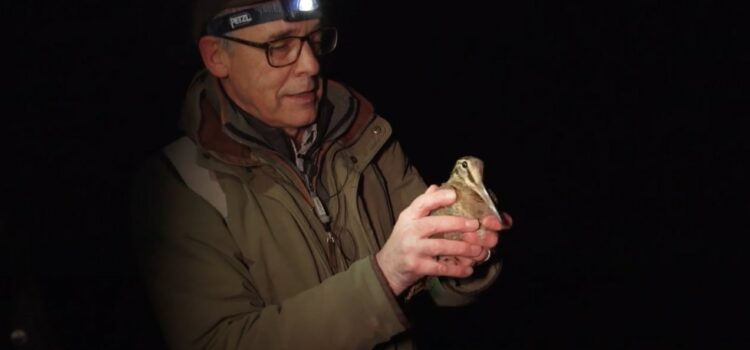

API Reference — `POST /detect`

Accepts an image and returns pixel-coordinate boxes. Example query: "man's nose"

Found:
[294,41,320,75]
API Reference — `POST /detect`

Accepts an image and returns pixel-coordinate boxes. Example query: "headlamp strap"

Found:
[206,1,322,36]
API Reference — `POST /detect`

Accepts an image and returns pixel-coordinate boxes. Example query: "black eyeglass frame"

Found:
[219,27,338,68]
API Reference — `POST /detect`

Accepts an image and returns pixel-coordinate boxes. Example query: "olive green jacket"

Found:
[131,71,501,350]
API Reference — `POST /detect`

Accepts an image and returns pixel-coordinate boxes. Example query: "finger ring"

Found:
[482,249,492,263]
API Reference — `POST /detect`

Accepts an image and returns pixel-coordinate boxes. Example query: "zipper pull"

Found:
[326,231,338,272]
[312,195,331,224]
[312,194,337,271]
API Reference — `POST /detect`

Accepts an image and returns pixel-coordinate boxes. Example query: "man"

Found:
[131,0,509,348]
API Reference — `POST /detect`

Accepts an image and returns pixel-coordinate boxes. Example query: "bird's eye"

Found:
[461,161,468,168]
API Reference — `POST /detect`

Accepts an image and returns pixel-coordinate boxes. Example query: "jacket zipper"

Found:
[313,141,340,271]
[312,195,337,272]
[266,151,339,272]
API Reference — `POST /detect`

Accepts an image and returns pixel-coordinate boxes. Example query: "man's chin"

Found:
[281,110,318,140]
[285,109,318,128]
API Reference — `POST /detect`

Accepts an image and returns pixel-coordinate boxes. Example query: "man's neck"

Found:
[284,127,304,149]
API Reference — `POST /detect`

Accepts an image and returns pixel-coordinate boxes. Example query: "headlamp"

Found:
[206,0,322,36]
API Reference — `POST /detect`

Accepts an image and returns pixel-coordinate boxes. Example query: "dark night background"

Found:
[4,1,749,349]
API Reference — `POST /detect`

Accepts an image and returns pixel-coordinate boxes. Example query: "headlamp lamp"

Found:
[206,0,322,36]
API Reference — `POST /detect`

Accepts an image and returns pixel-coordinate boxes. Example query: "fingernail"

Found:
[445,189,456,200]
[465,219,479,229]
[471,245,482,255]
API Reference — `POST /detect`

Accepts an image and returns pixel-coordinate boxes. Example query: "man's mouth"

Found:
[286,89,317,103]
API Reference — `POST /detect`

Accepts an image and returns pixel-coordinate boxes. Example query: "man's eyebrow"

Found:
[267,24,322,41]
[268,29,295,41]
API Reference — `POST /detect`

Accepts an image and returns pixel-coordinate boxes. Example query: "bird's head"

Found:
[448,156,485,189]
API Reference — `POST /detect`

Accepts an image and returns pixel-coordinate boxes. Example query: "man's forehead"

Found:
[237,18,320,39]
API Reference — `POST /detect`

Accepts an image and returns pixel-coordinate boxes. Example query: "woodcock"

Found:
[430,156,511,263]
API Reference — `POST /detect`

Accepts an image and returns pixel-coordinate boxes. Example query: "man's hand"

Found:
[375,185,484,296]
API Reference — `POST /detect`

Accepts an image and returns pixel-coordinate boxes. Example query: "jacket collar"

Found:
[179,70,377,168]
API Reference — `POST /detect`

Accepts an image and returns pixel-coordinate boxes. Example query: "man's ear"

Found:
[198,36,230,78]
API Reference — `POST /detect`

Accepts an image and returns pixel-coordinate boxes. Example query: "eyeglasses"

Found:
[220,27,338,68]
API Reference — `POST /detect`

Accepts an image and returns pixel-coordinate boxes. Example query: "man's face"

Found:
[220,19,322,135]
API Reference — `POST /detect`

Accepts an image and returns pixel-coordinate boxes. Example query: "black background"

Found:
[4,1,749,349]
